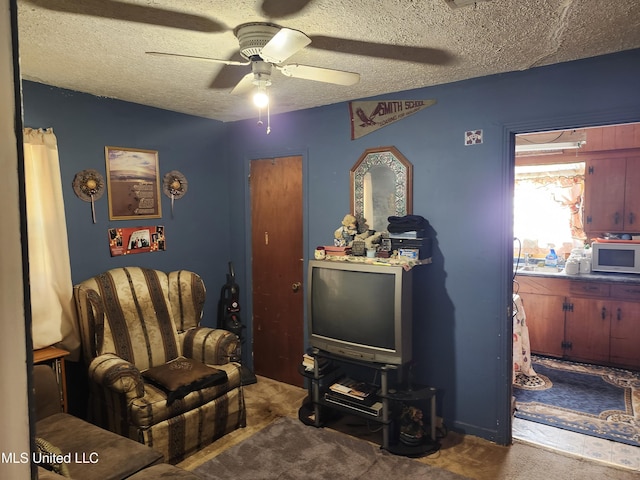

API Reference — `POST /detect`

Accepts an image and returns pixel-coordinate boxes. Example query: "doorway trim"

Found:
[499,107,640,445]
[241,147,310,372]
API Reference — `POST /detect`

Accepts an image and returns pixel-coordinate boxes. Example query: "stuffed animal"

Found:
[399,405,425,445]
[334,214,358,246]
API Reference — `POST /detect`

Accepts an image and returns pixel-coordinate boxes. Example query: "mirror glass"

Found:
[351,147,413,232]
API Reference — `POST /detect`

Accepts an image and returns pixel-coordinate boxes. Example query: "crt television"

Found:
[307,260,413,365]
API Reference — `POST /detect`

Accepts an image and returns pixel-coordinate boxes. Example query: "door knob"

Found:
[292,282,302,293]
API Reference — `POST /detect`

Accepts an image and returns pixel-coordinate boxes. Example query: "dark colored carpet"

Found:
[192,416,470,479]
[514,357,640,447]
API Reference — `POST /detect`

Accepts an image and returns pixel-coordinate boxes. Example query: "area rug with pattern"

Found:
[192,416,470,480]
[513,356,640,446]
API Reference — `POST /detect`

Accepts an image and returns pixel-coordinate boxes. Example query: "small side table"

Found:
[34,346,70,412]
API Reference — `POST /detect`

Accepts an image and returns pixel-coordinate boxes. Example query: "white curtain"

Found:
[23,128,80,359]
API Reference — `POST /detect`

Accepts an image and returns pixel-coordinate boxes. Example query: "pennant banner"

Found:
[349,99,437,140]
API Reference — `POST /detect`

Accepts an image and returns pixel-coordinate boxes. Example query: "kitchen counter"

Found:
[514,266,640,369]
[514,267,640,285]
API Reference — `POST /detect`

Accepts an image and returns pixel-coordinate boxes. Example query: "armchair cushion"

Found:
[142,356,227,405]
[129,361,240,427]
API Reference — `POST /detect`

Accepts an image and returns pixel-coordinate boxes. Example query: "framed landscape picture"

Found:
[105,146,162,220]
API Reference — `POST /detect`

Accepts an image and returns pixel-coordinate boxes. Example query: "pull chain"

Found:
[266,99,271,135]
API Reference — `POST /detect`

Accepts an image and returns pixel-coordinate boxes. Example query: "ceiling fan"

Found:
[23,0,454,74]
[23,0,454,126]
[146,22,361,100]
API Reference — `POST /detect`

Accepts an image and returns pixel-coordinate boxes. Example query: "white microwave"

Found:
[591,242,640,274]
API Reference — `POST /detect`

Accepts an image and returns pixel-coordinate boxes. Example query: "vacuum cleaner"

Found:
[217,262,257,385]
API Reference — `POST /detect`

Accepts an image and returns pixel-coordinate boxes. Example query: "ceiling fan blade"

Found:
[308,35,454,66]
[278,64,360,86]
[22,0,226,33]
[230,74,256,96]
[260,0,314,18]
[146,52,249,66]
[260,28,311,64]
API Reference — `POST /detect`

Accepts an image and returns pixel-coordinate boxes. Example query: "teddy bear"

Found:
[334,214,358,246]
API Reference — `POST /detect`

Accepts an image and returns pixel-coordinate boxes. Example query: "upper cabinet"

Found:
[580,124,640,153]
[584,155,640,234]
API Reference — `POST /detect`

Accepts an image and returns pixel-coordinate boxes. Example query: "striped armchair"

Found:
[73,267,246,464]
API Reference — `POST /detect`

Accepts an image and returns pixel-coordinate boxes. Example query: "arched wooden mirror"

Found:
[350,146,413,232]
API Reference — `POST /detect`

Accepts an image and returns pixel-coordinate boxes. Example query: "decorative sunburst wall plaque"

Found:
[72,169,105,223]
[162,170,188,217]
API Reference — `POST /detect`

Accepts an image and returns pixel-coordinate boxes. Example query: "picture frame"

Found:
[108,225,166,257]
[105,146,162,220]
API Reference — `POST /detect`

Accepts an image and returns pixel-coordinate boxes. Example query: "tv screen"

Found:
[311,268,395,349]
[307,260,412,365]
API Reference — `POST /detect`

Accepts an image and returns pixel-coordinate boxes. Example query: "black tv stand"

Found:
[298,348,438,456]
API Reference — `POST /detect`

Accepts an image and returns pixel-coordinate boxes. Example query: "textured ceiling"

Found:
[16,0,640,122]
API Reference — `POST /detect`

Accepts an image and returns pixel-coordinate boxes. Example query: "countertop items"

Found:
[515,268,640,285]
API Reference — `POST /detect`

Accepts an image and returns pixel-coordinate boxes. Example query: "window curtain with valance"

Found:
[23,128,80,359]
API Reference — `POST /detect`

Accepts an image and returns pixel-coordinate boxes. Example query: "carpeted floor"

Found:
[177,375,640,480]
[514,356,640,447]
[193,416,469,479]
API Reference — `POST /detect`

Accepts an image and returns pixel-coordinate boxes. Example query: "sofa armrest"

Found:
[182,327,239,365]
[88,353,145,399]
[37,466,68,480]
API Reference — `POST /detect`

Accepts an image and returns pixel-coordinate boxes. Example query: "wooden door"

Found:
[565,297,610,364]
[584,157,626,232]
[250,156,304,387]
[623,156,640,231]
[519,293,565,358]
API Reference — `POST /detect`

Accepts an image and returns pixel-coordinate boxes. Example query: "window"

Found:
[514,162,586,259]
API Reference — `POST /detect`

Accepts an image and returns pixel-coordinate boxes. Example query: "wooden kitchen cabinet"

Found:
[564,280,611,364]
[516,274,640,370]
[518,294,565,358]
[565,297,611,364]
[516,276,566,358]
[609,284,640,368]
[566,280,640,369]
[584,155,640,233]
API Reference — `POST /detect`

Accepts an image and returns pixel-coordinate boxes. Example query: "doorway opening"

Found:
[511,123,640,470]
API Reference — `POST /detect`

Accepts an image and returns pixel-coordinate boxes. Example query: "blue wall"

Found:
[22,83,231,324]
[22,48,640,444]
[224,49,640,442]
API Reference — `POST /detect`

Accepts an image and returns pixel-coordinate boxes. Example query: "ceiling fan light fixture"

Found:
[253,86,270,108]
[251,71,271,108]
